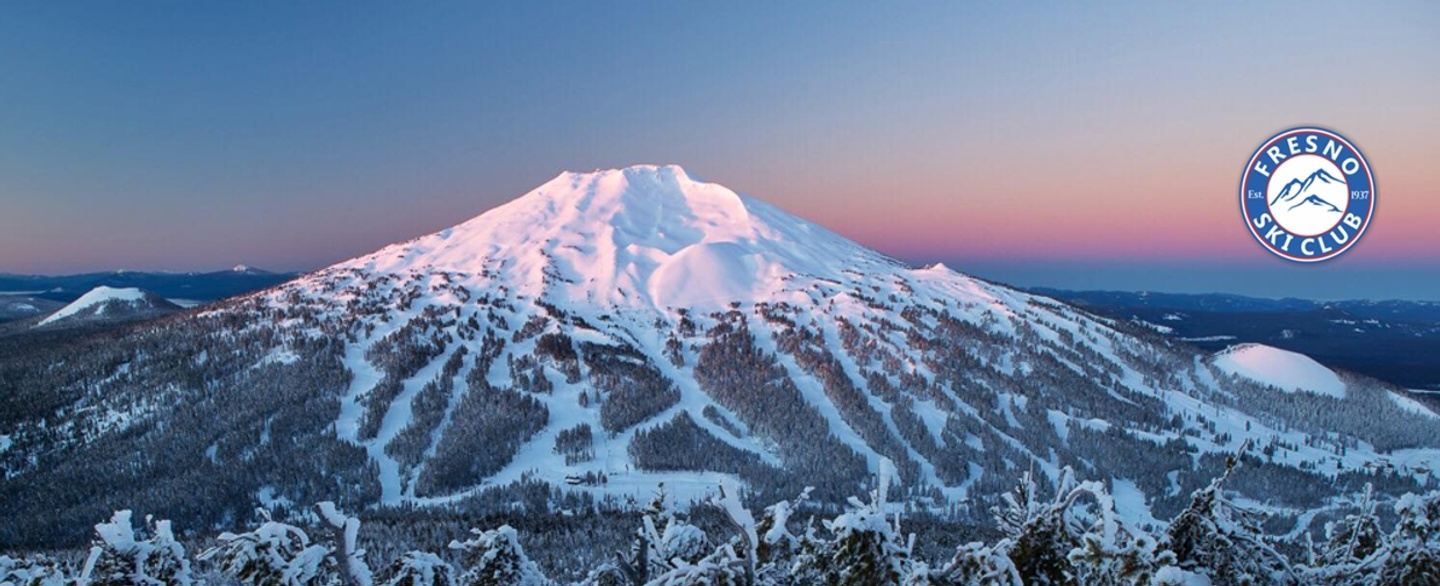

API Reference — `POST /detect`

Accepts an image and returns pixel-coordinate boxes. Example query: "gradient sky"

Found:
[2,2,1438,299]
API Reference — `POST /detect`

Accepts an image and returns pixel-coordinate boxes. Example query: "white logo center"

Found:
[1265,154,1349,237]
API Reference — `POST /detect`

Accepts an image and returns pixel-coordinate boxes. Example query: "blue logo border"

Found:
[1237,126,1377,263]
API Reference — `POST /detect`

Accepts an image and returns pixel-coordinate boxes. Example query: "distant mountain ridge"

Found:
[1031,288,1440,321]
[1034,287,1440,391]
[0,267,297,304]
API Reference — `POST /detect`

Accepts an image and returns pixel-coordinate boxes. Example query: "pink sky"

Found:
[1,2,1436,290]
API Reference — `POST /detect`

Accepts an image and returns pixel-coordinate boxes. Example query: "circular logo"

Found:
[1240,127,1375,262]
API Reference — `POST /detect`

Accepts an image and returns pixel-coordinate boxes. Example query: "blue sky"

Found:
[1,2,1437,299]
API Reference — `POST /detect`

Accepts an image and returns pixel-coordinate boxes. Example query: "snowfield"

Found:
[1211,343,1347,398]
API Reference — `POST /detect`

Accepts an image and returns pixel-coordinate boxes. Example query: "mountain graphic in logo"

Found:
[1290,193,1342,213]
[1270,168,1346,212]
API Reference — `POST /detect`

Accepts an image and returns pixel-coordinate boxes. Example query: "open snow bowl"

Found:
[1211,343,1346,398]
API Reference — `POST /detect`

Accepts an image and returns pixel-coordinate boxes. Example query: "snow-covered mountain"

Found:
[35,286,179,327]
[231,264,274,275]
[3,165,1438,548]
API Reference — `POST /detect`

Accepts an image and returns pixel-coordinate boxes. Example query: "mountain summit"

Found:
[343,165,895,310]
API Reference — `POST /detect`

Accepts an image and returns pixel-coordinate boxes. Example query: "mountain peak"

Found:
[558,163,694,183]
[516,164,752,239]
[228,264,273,275]
[336,165,898,310]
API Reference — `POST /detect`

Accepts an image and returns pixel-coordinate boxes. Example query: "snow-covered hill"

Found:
[0,295,61,322]
[3,165,1439,548]
[35,286,178,327]
[1211,343,1347,398]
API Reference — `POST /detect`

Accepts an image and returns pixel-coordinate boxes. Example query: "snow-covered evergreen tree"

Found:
[939,467,1180,585]
[198,508,342,586]
[646,543,750,586]
[812,467,914,585]
[1063,481,1176,586]
[1324,484,1386,566]
[575,563,629,586]
[611,482,718,583]
[317,502,374,586]
[753,487,825,584]
[1149,566,1214,586]
[1301,482,1386,585]
[380,552,453,586]
[754,487,811,564]
[988,467,1135,585]
[992,468,1081,585]
[0,555,69,586]
[449,525,551,586]
[1164,456,1294,585]
[939,542,1021,586]
[820,502,910,585]
[641,485,711,571]
[80,510,193,586]
[653,482,757,585]
[1066,517,1175,586]
[1372,490,1440,585]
